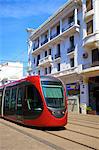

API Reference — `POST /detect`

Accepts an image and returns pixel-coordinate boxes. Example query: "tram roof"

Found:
[0,75,61,89]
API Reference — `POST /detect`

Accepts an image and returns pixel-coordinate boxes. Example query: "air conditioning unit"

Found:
[83,52,88,59]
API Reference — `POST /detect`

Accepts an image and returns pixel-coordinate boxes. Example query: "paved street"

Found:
[0,113,99,150]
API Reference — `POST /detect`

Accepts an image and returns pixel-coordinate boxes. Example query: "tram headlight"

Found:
[62,111,65,114]
[52,111,55,115]
[48,109,55,115]
[48,108,66,116]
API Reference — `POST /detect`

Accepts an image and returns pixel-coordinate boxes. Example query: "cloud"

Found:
[0,0,66,18]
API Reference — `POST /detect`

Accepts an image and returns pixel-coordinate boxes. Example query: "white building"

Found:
[0,62,23,85]
[27,0,99,114]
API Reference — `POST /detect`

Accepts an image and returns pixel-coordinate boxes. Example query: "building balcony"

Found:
[52,64,82,77]
[82,63,91,70]
[55,53,61,59]
[41,38,48,46]
[33,44,39,51]
[61,23,80,38]
[50,32,60,40]
[84,9,94,21]
[27,66,32,75]
[81,62,99,77]
[83,32,99,49]
[32,23,80,55]
[91,61,99,67]
[67,45,75,53]
[38,55,52,67]
[62,20,80,32]
[62,22,74,32]
[83,61,99,70]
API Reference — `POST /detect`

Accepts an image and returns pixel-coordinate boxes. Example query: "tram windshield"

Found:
[41,81,65,108]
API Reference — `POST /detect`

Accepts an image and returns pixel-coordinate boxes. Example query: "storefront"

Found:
[89,76,99,115]
[66,82,80,113]
[80,65,99,115]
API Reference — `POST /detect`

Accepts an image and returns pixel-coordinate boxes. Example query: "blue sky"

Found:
[0,0,67,74]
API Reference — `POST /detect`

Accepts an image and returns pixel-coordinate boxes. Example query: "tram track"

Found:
[45,131,97,150]
[0,121,65,150]
[64,128,99,139]
[68,120,99,130]
[44,125,99,150]
[0,120,98,150]
[69,117,99,126]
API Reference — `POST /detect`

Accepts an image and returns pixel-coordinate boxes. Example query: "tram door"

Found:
[23,84,43,119]
[16,86,24,122]
[0,91,2,116]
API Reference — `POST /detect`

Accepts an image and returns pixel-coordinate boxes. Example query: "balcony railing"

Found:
[39,55,52,66]
[82,61,99,70]
[62,20,80,33]
[50,32,60,40]
[52,65,83,77]
[82,63,91,69]
[62,22,74,32]
[67,45,75,53]
[27,66,32,72]
[91,61,99,67]
[55,53,61,59]
[41,38,48,46]
[33,44,39,51]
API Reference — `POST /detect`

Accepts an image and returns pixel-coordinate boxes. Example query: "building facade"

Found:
[27,0,99,114]
[0,62,23,85]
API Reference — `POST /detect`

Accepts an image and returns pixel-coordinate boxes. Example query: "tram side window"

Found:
[10,88,17,112]
[4,89,10,113]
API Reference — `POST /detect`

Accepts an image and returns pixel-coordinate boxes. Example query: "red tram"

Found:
[0,76,68,127]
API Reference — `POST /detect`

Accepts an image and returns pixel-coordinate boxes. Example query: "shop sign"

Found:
[66,83,79,90]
